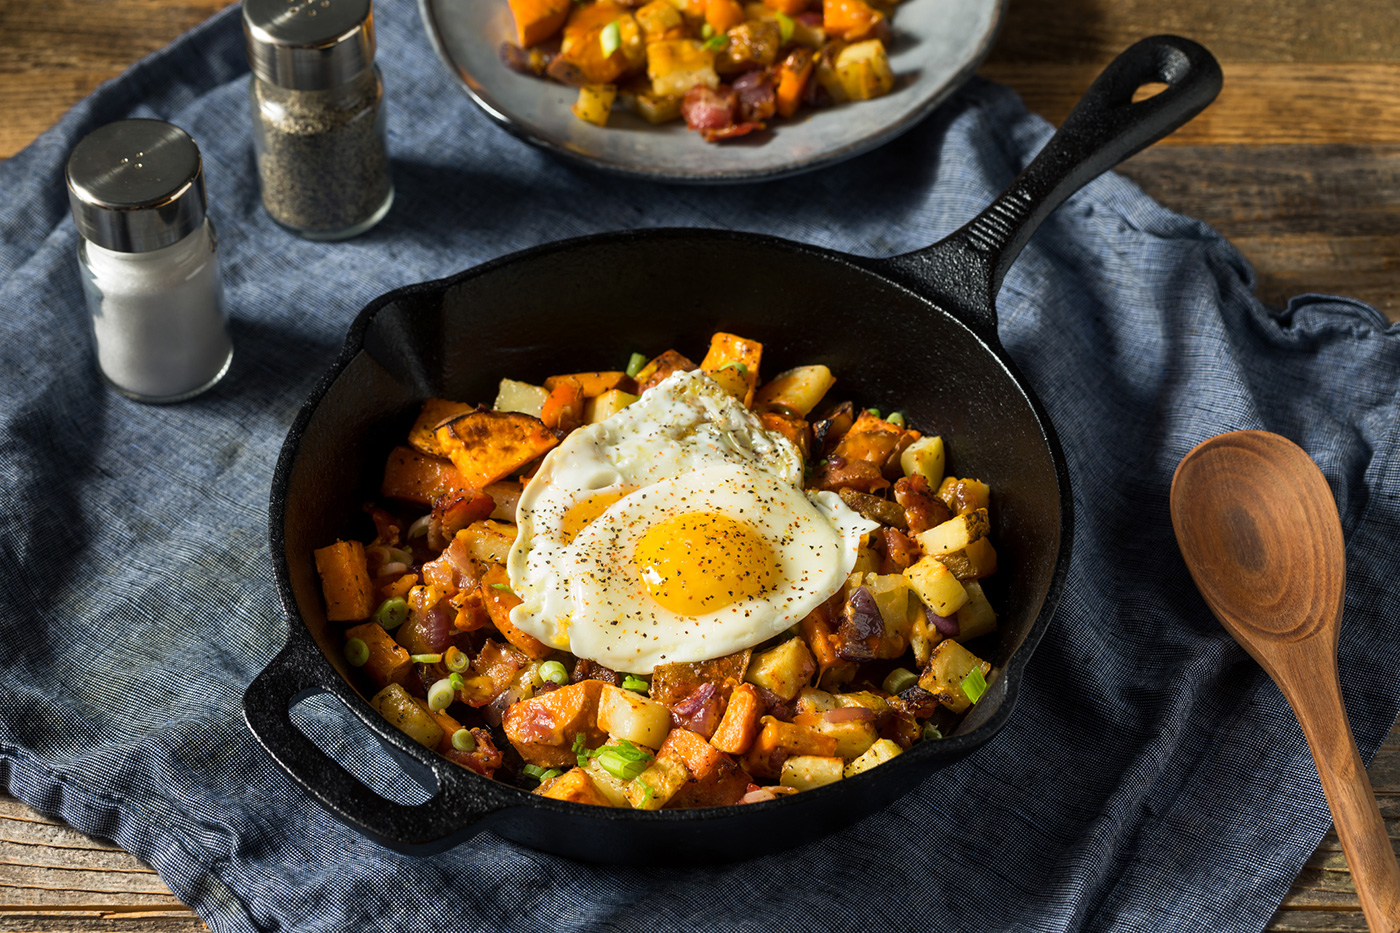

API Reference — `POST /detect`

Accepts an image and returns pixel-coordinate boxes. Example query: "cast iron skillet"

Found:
[246,35,1221,861]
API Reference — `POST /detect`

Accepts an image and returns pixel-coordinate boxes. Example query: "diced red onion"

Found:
[377,561,408,578]
[823,705,876,724]
[927,605,960,637]
[845,587,883,640]
[741,789,777,804]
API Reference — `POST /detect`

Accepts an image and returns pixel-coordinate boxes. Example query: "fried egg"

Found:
[506,369,877,672]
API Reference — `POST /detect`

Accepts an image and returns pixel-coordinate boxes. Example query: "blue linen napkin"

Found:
[3,1,1399,930]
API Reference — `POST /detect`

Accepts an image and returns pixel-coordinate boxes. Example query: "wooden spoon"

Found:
[1170,430,1400,933]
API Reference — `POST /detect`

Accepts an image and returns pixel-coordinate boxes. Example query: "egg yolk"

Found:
[633,511,780,616]
[560,489,633,544]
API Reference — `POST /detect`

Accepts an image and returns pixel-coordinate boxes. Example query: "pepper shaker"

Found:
[66,119,233,403]
[244,0,394,240]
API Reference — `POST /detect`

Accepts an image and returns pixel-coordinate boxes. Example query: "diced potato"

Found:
[626,89,684,123]
[344,621,414,690]
[537,767,615,805]
[900,435,945,486]
[862,573,909,637]
[707,363,751,403]
[938,536,998,581]
[624,754,689,809]
[709,682,764,754]
[456,519,518,565]
[833,39,893,100]
[742,716,839,779]
[583,755,636,807]
[833,690,889,716]
[636,0,682,38]
[843,737,902,777]
[745,636,816,702]
[754,365,836,417]
[584,387,639,423]
[954,580,998,642]
[572,84,618,126]
[647,39,720,97]
[597,684,673,748]
[904,555,970,617]
[813,718,879,760]
[313,540,374,621]
[780,755,845,791]
[434,410,558,489]
[917,509,990,557]
[938,476,991,515]
[918,637,991,714]
[851,547,879,576]
[907,597,940,667]
[494,378,550,417]
[793,686,837,716]
[369,683,443,750]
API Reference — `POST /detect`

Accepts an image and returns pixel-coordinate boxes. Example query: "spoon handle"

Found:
[1277,648,1400,932]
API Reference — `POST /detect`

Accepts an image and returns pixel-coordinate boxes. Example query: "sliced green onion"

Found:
[625,352,647,378]
[452,728,477,752]
[449,672,467,693]
[597,748,650,781]
[621,674,649,692]
[887,411,906,428]
[374,596,409,630]
[522,764,560,784]
[636,778,656,805]
[921,722,943,742]
[702,33,728,51]
[866,408,882,419]
[599,20,621,57]
[961,667,988,704]
[344,637,369,667]
[775,11,794,43]
[882,667,918,695]
[700,22,715,38]
[718,361,748,376]
[427,678,455,711]
[539,660,568,685]
[491,582,514,593]
[444,646,470,673]
[573,733,592,767]
[406,514,431,539]
[410,653,443,664]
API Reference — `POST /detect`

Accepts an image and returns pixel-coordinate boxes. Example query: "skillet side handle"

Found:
[880,35,1222,338]
[242,638,508,852]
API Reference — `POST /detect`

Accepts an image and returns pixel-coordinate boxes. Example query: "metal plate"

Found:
[418,0,1005,183]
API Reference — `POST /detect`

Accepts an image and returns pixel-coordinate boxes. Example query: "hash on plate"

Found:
[499,0,900,140]
[314,332,999,808]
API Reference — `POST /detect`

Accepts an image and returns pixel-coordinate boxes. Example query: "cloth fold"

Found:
[2,2,1398,931]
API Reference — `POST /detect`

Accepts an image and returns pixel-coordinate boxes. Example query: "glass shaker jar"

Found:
[244,0,393,240]
[66,119,233,403]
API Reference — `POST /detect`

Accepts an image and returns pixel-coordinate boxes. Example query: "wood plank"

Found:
[981,63,1400,146]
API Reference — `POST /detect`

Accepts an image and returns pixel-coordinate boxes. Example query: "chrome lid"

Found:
[243,0,376,91]
[65,119,206,254]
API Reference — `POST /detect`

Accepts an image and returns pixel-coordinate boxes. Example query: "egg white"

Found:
[506,369,878,672]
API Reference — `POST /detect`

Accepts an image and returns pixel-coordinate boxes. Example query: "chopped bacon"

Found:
[443,727,503,777]
[363,504,401,547]
[894,473,953,533]
[682,85,768,142]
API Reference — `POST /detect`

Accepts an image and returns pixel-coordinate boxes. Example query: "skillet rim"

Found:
[260,224,1073,839]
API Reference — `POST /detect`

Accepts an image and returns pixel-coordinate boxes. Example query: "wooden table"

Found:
[1,0,1396,929]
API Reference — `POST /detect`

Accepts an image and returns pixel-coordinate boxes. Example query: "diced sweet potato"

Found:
[314,540,374,621]
[408,398,476,457]
[537,767,615,805]
[758,410,811,458]
[705,0,746,33]
[634,348,699,393]
[345,622,414,690]
[540,375,587,432]
[508,0,570,46]
[381,446,471,506]
[660,728,753,808]
[479,564,551,659]
[823,0,883,39]
[700,332,762,405]
[709,682,764,754]
[429,490,496,548]
[502,679,608,768]
[741,716,839,779]
[434,411,559,490]
[545,371,630,397]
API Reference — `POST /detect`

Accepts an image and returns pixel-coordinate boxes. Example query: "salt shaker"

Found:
[66,119,233,403]
[244,0,394,240]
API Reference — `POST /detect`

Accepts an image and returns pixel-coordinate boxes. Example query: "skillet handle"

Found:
[242,637,512,852]
[879,35,1222,338]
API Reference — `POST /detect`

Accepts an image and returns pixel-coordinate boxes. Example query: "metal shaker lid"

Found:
[66,119,207,254]
[243,0,376,91]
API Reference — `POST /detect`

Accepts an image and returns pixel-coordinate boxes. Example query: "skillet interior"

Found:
[271,227,1065,859]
